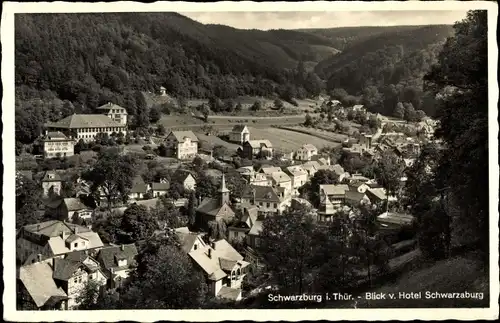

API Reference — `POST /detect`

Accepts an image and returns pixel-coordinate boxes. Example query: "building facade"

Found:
[40,131,76,159]
[165,131,199,160]
[96,102,128,126]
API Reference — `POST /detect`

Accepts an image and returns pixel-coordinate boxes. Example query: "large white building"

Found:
[165,131,199,160]
[96,102,128,125]
[45,114,127,143]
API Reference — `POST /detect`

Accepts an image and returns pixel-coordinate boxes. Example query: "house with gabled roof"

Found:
[96,102,128,126]
[296,143,318,161]
[165,130,199,160]
[44,197,94,223]
[270,171,292,196]
[172,169,197,191]
[242,140,273,160]
[302,160,321,177]
[17,262,69,310]
[285,165,309,196]
[241,185,290,215]
[227,205,259,243]
[128,175,150,200]
[40,131,76,159]
[151,179,170,197]
[17,220,104,266]
[176,229,250,301]
[229,125,250,144]
[95,244,138,290]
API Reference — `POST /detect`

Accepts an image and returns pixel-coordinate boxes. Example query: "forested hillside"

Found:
[15,12,331,106]
[313,25,454,116]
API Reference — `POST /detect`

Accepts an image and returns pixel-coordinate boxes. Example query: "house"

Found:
[246,216,264,249]
[16,220,104,265]
[159,86,167,96]
[41,171,62,197]
[40,131,76,159]
[270,171,292,196]
[229,125,250,144]
[359,133,373,150]
[285,165,309,196]
[96,244,138,290]
[348,181,371,194]
[249,172,273,187]
[320,184,350,206]
[302,160,321,177]
[96,102,128,126]
[172,169,197,191]
[44,114,127,143]
[151,180,170,197]
[295,144,318,161]
[53,251,108,309]
[352,104,366,113]
[44,197,94,222]
[241,140,273,160]
[17,262,68,310]
[164,131,199,160]
[177,230,250,301]
[196,173,235,229]
[325,100,341,109]
[311,154,331,166]
[317,164,348,182]
[259,166,282,175]
[111,198,161,216]
[241,185,290,215]
[128,175,150,200]
[348,173,371,183]
[227,205,259,243]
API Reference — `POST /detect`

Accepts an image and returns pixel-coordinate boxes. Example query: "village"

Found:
[14,90,441,310]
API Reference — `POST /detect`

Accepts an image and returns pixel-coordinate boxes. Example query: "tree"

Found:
[82,150,138,207]
[259,204,315,293]
[187,190,197,228]
[207,219,227,240]
[212,145,228,159]
[119,204,159,243]
[156,124,166,136]
[393,102,405,119]
[235,102,242,112]
[16,177,44,228]
[424,10,488,254]
[250,100,262,111]
[403,102,416,122]
[120,242,207,309]
[273,99,284,110]
[134,91,150,128]
[149,105,162,123]
[201,104,210,123]
[303,113,313,127]
[373,151,405,201]
[415,109,426,122]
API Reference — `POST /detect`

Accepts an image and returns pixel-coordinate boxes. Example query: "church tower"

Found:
[219,173,231,206]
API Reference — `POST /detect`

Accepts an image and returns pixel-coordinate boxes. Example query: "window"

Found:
[266,202,270,208]
[78,276,82,283]
[273,203,278,208]
[74,243,78,248]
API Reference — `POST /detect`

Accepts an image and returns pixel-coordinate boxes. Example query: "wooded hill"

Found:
[15,13,455,119]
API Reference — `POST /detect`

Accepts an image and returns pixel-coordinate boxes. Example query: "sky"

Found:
[179,11,468,30]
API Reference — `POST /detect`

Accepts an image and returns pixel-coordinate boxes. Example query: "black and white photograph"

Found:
[2,1,498,321]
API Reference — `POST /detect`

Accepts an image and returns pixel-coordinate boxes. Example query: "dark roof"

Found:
[197,198,223,216]
[41,131,71,141]
[231,125,248,132]
[130,176,148,193]
[42,171,62,182]
[97,244,138,270]
[241,185,280,203]
[53,258,84,281]
[345,190,367,203]
[172,169,195,183]
[45,114,125,129]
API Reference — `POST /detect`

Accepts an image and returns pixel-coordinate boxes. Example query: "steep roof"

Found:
[177,231,203,254]
[45,114,125,129]
[42,171,62,182]
[213,239,243,262]
[168,131,199,143]
[18,262,68,308]
[23,220,90,237]
[97,244,138,270]
[345,190,368,203]
[231,125,248,133]
[248,220,263,236]
[172,169,195,183]
[188,247,227,281]
[53,258,85,281]
[259,166,281,174]
[270,171,291,184]
[245,140,273,149]
[63,198,92,212]
[96,102,128,114]
[242,185,280,203]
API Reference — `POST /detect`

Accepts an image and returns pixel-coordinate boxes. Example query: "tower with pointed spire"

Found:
[219,172,231,206]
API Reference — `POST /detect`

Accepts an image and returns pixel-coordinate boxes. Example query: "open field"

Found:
[278,125,349,143]
[248,127,341,151]
[157,113,318,131]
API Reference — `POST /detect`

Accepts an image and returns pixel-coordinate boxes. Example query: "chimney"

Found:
[121,244,125,251]
[108,102,112,106]
[110,268,114,274]
[252,188,256,205]
[207,249,212,258]
[74,227,79,234]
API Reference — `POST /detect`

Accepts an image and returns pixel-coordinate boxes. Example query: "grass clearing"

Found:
[249,127,341,151]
